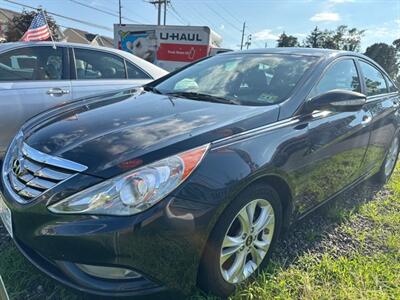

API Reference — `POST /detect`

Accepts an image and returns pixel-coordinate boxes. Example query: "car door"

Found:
[356,59,399,175]
[290,58,372,216]
[71,48,151,99]
[0,45,71,157]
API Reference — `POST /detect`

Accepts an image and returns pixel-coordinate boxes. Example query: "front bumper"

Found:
[1,173,217,296]
[13,237,165,297]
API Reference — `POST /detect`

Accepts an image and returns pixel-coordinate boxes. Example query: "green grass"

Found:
[224,167,400,300]
[1,165,400,299]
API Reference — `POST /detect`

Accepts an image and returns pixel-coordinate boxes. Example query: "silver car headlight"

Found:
[48,144,209,216]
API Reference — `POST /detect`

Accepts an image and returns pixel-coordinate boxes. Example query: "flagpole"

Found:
[39,7,56,49]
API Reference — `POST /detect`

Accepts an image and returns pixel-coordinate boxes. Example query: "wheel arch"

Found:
[245,174,294,232]
[196,173,295,289]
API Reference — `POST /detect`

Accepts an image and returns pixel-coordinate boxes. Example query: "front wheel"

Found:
[198,184,282,297]
[372,135,399,184]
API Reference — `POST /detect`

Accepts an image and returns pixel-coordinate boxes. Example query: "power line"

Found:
[69,0,140,23]
[168,2,189,25]
[215,1,242,24]
[116,1,153,23]
[177,2,215,27]
[205,3,242,32]
[4,0,112,31]
[175,2,241,47]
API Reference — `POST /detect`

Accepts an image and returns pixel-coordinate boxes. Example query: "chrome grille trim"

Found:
[34,167,71,181]
[22,144,87,172]
[3,139,88,204]
[26,177,57,190]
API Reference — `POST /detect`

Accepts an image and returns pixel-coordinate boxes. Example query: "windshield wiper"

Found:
[143,85,162,94]
[165,92,239,105]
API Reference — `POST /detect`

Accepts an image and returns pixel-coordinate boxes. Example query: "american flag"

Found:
[20,11,51,42]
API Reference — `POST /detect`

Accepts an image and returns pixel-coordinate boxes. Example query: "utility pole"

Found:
[240,21,246,50]
[163,0,167,25]
[118,0,122,25]
[157,0,161,25]
[147,0,168,25]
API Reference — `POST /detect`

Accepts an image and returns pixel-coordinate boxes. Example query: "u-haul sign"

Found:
[114,25,222,71]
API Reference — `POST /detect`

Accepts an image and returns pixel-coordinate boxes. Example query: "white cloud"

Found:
[366,26,399,39]
[310,12,341,22]
[395,19,400,25]
[219,24,225,31]
[328,0,354,3]
[253,29,279,41]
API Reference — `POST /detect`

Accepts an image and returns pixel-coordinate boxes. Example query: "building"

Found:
[0,8,113,47]
[0,7,20,42]
[62,28,113,48]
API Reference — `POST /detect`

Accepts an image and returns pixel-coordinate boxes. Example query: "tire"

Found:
[198,183,282,297]
[372,135,399,184]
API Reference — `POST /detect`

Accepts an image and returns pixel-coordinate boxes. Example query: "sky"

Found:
[1,0,399,51]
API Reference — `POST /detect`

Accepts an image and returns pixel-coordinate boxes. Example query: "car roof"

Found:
[0,41,168,78]
[0,41,119,52]
[225,47,366,59]
[221,47,390,76]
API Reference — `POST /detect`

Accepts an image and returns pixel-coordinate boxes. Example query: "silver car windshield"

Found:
[155,54,317,106]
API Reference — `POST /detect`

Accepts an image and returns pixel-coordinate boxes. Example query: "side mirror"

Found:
[305,89,367,113]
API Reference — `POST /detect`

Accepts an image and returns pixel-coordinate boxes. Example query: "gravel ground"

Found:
[0,179,393,299]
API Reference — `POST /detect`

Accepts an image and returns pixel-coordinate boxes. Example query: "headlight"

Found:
[48,144,209,216]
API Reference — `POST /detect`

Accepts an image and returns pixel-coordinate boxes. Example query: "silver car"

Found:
[0,42,168,157]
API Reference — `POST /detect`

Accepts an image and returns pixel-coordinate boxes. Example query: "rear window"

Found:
[359,61,388,96]
[154,54,317,106]
[384,74,398,93]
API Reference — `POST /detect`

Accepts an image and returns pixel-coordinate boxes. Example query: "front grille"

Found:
[3,140,87,204]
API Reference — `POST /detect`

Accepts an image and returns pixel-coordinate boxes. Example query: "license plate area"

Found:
[0,192,12,238]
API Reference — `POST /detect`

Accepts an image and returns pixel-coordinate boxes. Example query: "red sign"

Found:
[157,43,209,62]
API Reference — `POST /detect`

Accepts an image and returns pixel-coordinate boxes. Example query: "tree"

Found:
[5,10,60,42]
[365,43,399,79]
[392,39,400,87]
[393,38,400,51]
[277,32,299,47]
[303,26,325,48]
[303,25,364,51]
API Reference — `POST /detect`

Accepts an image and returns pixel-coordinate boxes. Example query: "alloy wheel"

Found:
[384,136,399,177]
[219,198,275,284]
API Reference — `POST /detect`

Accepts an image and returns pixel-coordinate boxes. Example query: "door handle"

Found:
[47,88,70,97]
[361,115,372,125]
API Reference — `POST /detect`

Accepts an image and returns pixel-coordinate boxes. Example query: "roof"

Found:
[62,27,113,48]
[0,8,20,22]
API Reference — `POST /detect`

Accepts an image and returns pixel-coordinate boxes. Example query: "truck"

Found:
[114,24,227,71]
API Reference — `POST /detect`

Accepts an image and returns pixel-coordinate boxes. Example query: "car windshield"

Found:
[154,53,317,106]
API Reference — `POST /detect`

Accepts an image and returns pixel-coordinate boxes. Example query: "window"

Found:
[311,59,360,97]
[0,46,64,81]
[154,54,317,106]
[384,74,398,93]
[359,61,388,96]
[126,62,151,79]
[74,49,126,80]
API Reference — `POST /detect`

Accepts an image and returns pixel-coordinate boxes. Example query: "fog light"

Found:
[76,264,141,280]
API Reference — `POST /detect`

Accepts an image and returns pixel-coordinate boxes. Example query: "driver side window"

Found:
[311,59,361,97]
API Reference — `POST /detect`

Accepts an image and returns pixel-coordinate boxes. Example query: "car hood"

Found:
[23,88,279,178]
